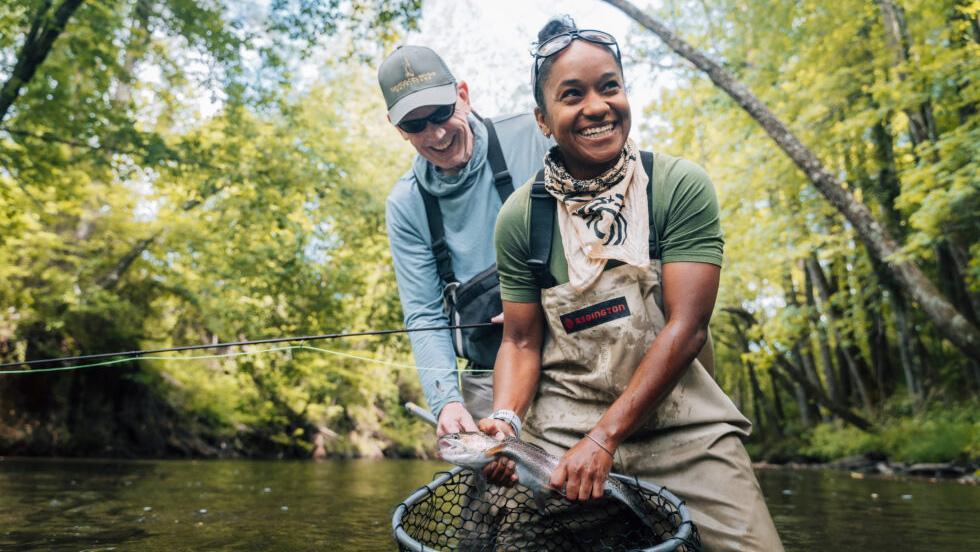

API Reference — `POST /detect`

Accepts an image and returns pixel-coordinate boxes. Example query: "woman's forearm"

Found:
[492,339,541,418]
[592,262,721,448]
[591,319,707,447]
[492,301,546,419]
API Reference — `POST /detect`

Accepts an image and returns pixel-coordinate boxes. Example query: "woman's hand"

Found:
[550,434,615,501]
[477,418,518,486]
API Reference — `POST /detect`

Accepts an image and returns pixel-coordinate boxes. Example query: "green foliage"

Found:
[641,0,979,458]
[876,405,979,463]
[804,422,879,460]
[0,0,426,457]
[803,400,979,463]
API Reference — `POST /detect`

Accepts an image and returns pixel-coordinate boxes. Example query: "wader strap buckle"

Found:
[441,281,460,313]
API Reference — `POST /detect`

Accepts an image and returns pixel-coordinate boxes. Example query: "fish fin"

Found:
[474,471,488,495]
[532,489,549,511]
[607,481,655,531]
[484,443,506,456]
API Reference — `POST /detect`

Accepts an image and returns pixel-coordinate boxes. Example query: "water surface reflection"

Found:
[1,458,977,550]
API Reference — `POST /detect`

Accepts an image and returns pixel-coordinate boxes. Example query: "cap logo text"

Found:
[390,71,437,93]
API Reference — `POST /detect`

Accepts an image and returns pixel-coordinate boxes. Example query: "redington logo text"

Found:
[559,297,631,334]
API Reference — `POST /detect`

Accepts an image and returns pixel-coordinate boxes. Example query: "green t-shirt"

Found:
[496,153,724,303]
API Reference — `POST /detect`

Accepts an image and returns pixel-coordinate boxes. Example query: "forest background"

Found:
[0,0,976,465]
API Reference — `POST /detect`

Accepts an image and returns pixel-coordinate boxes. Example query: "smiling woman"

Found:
[531,24,629,179]
[479,15,785,551]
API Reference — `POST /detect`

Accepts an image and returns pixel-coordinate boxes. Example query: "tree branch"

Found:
[602,0,980,359]
[721,307,874,431]
[0,0,86,124]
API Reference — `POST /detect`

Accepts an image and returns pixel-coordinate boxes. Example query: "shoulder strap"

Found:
[418,117,513,286]
[528,169,557,288]
[418,187,456,284]
[641,150,661,260]
[483,118,513,203]
[527,152,659,289]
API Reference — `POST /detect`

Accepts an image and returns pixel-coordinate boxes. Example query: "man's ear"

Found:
[457,81,471,107]
[455,81,473,118]
[534,106,551,137]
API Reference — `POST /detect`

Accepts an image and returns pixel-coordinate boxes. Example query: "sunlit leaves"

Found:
[0,1,423,457]
[645,0,978,437]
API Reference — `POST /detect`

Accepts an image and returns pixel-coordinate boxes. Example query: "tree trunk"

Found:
[876,0,939,148]
[0,0,86,124]
[869,121,904,236]
[747,360,767,435]
[773,354,874,432]
[113,0,153,106]
[98,232,161,290]
[730,317,781,437]
[804,259,841,407]
[783,271,819,425]
[602,0,980,360]
[771,370,786,426]
[876,0,979,329]
[863,273,891,401]
[940,240,980,325]
[893,292,923,401]
[790,372,813,427]
[724,307,874,431]
[808,256,873,412]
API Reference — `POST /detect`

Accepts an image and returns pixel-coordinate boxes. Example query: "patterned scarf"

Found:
[544,138,649,291]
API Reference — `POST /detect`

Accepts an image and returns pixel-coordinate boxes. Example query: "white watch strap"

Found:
[490,409,522,439]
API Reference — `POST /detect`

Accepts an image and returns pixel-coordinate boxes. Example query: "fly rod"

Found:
[0,323,494,369]
[405,402,437,427]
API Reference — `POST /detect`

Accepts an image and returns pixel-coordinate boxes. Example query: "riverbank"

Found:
[3,390,975,470]
[746,399,978,476]
[754,454,978,485]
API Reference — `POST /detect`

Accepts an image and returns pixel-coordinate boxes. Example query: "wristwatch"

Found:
[489,409,522,439]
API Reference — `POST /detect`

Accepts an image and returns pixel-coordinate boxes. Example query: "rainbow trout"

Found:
[438,432,652,527]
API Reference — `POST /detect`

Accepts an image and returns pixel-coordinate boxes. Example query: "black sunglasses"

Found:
[397,103,456,134]
[531,29,621,92]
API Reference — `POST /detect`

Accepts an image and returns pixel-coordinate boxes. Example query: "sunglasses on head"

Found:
[531,29,621,90]
[397,103,456,134]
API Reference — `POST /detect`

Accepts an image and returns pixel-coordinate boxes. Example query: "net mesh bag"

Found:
[392,467,701,551]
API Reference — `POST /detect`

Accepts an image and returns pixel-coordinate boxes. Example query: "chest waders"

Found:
[418,117,509,419]
[524,151,784,551]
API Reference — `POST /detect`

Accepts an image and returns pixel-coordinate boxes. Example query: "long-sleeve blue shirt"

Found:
[385,113,552,417]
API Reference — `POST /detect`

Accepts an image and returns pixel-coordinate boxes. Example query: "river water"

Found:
[1,457,977,551]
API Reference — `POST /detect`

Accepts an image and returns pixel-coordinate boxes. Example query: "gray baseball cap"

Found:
[378,45,458,124]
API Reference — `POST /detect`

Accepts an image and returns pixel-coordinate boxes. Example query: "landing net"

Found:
[392,467,701,551]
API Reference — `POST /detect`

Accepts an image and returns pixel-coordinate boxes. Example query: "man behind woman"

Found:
[478,15,783,550]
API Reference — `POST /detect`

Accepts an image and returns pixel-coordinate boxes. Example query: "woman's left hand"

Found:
[550,435,615,501]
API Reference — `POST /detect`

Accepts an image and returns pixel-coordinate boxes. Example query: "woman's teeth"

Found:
[580,123,614,137]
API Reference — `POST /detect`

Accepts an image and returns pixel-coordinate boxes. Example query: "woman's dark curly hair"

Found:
[533,15,624,113]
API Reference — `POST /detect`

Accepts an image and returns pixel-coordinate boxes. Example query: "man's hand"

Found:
[436,402,478,437]
[550,435,615,501]
[477,418,517,486]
